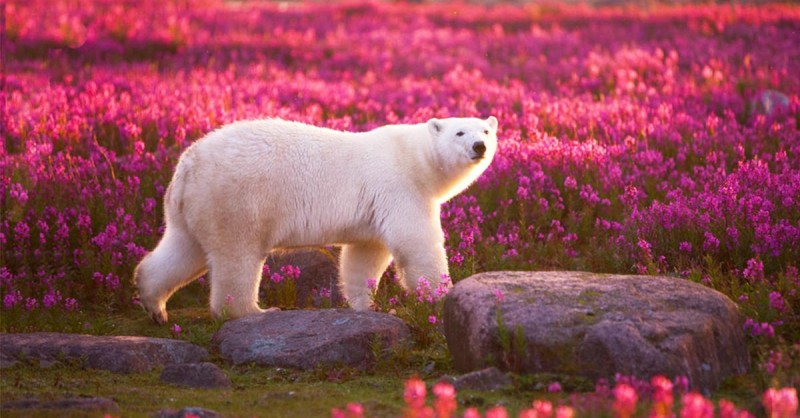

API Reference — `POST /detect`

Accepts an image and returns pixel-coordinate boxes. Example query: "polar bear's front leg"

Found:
[340,242,393,310]
[383,214,449,292]
[393,243,449,292]
[207,252,266,320]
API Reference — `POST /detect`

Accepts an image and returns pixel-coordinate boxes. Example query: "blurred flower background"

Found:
[1,0,798,415]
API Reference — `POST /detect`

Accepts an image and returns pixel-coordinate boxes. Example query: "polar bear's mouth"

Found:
[471,156,485,161]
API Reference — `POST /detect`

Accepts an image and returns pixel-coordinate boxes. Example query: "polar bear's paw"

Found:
[212,303,265,321]
[346,294,373,311]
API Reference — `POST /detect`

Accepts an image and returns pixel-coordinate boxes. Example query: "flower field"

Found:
[1,0,799,416]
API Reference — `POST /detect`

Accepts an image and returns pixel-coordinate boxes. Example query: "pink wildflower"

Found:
[404,377,427,411]
[485,406,508,418]
[345,403,364,418]
[280,264,301,280]
[742,258,764,282]
[613,383,638,418]
[432,382,456,418]
[673,376,690,395]
[719,399,754,418]
[768,292,786,312]
[463,408,481,418]
[679,393,713,418]
[650,375,674,418]
[547,382,562,393]
[555,406,575,418]
[763,388,798,418]
[533,400,553,417]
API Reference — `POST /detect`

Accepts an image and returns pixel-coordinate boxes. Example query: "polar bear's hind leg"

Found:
[207,251,267,319]
[134,226,208,324]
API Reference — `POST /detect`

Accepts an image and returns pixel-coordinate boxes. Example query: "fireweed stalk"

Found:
[371,274,452,346]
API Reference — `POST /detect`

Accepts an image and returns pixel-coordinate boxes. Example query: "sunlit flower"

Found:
[404,377,427,410]
[556,406,575,418]
[613,383,638,418]
[432,382,456,418]
[763,388,798,418]
[680,393,714,418]
[485,406,508,418]
[650,375,674,418]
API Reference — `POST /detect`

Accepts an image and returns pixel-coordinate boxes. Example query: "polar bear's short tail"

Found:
[134,156,208,324]
[164,156,190,224]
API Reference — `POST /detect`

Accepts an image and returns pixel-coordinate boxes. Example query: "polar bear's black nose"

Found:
[473,141,486,156]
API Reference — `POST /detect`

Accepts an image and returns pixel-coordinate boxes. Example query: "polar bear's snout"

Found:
[472,141,487,159]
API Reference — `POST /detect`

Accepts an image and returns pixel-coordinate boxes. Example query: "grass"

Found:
[2,364,406,417]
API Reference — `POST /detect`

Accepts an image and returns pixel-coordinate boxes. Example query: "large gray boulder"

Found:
[443,271,750,392]
[0,333,208,373]
[212,309,409,370]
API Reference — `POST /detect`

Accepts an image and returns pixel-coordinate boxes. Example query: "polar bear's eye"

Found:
[456,131,465,137]
[483,130,489,135]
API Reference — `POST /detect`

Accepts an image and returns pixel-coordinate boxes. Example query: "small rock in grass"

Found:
[153,407,222,418]
[159,362,232,389]
[751,89,790,117]
[441,367,512,392]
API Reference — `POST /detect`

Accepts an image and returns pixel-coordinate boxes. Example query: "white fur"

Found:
[134,116,498,323]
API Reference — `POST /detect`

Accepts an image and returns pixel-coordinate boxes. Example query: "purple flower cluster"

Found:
[1,1,798,346]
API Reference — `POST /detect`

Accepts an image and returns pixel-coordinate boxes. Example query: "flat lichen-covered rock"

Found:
[211,309,410,370]
[0,333,208,373]
[0,396,120,414]
[443,271,750,392]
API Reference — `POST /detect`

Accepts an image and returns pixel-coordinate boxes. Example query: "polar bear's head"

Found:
[426,116,499,202]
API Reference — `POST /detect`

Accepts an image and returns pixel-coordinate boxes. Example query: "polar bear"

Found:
[134,116,498,323]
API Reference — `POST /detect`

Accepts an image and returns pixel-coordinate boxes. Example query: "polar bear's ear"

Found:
[487,116,498,131]
[427,118,443,137]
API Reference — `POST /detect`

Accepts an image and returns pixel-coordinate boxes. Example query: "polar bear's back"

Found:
[183,119,369,186]
[172,119,428,248]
